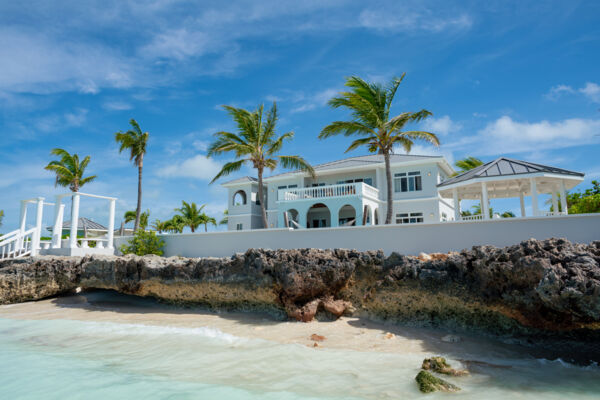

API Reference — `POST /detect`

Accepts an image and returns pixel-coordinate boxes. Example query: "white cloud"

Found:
[421,115,461,135]
[156,155,223,180]
[358,10,472,32]
[471,116,600,155]
[579,82,600,103]
[33,108,88,132]
[545,84,575,100]
[545,82,600,103]
[291,88,339,113]
[103,101,133,111]
[192,140,210,152]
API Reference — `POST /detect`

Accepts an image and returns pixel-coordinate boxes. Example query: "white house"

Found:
[222,154,456,230]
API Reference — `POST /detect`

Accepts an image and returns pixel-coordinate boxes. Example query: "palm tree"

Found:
[219,210,229,226]
[208,102,315,228]
[124,209,149,230]
[319,74,439,224]
[174,201,206,233]
[199,212,217,232]
[115,119,149,232]
[454,157,483,175]
[164,215,186,233]
[150,219,168,234]
[44,148,97,192]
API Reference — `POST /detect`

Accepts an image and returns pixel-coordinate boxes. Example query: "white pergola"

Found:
[437,158,584,221]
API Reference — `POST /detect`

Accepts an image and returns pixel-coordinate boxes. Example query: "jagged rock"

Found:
[415,370,460,393]
[422,357,468,376]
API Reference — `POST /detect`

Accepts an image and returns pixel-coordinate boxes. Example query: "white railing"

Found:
[0,227,37,260]
[279,182,379,202]
[461,214,483,221]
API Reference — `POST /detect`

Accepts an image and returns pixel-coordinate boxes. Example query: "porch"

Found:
[277,182,380,229]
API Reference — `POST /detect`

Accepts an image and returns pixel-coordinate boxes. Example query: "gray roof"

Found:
[265,154,443,179]
[48,217,108,231]
[221,176,258,185]
[438,157,584,187]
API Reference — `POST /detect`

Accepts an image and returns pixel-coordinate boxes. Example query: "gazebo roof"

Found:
[438,157,584,188]
[47,217,108,232]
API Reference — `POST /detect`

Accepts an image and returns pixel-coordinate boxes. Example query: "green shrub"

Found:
[120,230,165,256]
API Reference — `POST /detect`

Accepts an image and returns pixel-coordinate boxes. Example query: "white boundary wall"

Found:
[114,214,600,258]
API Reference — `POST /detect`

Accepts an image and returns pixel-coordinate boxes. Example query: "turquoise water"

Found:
[1,296,599,399]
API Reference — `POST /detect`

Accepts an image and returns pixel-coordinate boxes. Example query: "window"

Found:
[277,184,297,200]
[394,171,422,192]
[236,223,243,230]
[336,178,373,186]
[312,183,325,187]
[233,190,247,205]
[395,212,424,224]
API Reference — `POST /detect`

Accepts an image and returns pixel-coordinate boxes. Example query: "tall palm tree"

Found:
[199,212,217,232]
[124,209,149,230]
[174,201,206,233]
[319,74,439,224]
[44,148,97,192]
[115,119,149,232]
[208,102,316,228]
[454,157,483,175]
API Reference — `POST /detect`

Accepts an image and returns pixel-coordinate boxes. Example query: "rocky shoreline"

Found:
[1,238,599,362]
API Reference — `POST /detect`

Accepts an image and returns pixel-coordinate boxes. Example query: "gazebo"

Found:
[437,157,584,221]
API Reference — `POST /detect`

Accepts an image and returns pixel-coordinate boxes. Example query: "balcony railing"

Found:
[278,182,379,202]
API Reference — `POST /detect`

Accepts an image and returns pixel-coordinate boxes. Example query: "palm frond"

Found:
[345,136,378,153]
[278,155,316,178]
[319,121,375,139]
[210,159,245,183]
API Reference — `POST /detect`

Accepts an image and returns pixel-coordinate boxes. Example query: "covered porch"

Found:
[437,158,584,221]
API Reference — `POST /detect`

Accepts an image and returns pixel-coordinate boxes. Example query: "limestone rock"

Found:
[422,357,468,376]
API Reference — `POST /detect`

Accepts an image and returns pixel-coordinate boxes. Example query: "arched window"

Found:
[233,190,247,206]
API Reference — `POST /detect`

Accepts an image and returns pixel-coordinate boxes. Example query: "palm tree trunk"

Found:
[257,167,268,229]
[204,224,207,232]
[384,151,393,224]
[134,158,143,232]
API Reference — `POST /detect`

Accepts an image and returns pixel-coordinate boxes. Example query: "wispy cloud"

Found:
[545,82,600,103]
[421,115,461,135]
[103,101,133,111]
[156,154,222,180]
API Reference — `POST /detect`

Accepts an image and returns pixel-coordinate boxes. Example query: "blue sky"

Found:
[1,0,599,232]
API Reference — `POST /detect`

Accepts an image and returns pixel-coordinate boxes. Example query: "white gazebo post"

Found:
[519,191,526,217]
[107,199,116,249]
[481,182,490,220]
[530,178,539,216]
[52,195,65,248]
[18,200,28,251]
[551,185,559,216]
[69,193,80,249]
[452,187,460,221]
[559,180,568,215]
[31,197,44,256]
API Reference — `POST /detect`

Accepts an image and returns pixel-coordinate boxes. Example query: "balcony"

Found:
[278,182,379,202]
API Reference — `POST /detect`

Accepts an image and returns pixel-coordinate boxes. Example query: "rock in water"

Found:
[310,334,326,342]
[415,371,460,393]
[422,357,469,376]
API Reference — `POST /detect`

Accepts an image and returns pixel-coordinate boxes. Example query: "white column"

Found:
[452,187,460,221]
[530,178,539,216]
[69,193,80,249]
[519,192,526,217]
[31,197,44,256]
[52,196,64,248]
[481,182,490,220]
[18,200,27,251]
[551,185,559,216]
[107,199,115,249]
[559,180,568,215]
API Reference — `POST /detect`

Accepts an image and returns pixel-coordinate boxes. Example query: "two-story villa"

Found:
[222,154,456,231]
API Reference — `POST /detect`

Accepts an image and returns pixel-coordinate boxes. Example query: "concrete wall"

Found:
[114,214,600,258]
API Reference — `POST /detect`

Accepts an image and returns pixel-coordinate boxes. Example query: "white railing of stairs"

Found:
[0,227,38,260]
[280,182,379,201]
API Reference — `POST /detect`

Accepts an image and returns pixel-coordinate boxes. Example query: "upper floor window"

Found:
[336,178,373,186]
[394,171,422,192]
[396,212,424,224]
[277,184,297,200]
[233,190,247,205]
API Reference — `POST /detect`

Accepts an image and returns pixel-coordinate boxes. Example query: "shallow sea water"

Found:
[0,291,599,400]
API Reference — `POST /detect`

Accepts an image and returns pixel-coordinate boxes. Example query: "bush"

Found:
[120,230,165,256]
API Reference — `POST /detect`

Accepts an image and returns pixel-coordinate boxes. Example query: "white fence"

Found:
[114,213,600,258]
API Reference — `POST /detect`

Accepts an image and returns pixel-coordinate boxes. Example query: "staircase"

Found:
[0,227,38,260]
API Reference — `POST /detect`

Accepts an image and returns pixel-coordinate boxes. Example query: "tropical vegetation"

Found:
[150,219,168,234]
[318,74,439,224]
[219,210,229,226]
[174,201,208,233]
[454,157,483,175]
[208,102,316,229]
[124,209,150,230]
[120,229,164,256]
[115,119,149,232]
[550,180,600,214]
[163,215,186,233]
[0,210,3,228]
[44,148,97,192]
